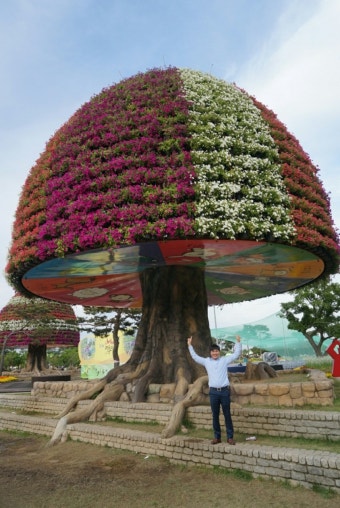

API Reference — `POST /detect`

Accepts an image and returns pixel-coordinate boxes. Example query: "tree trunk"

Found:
[0,333,12,375]
[244,361,277,380]
[107,265,211,401]
[112,310,121,365]
[25,343,48,373]
[304,332,325,357]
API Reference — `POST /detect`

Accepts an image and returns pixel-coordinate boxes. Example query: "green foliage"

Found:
[250,346,267,357]
[214,337,235,353]
[3,350,26,370]
[280,276,340,356]
[47,347,80,368]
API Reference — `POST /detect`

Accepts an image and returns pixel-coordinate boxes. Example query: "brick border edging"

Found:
[0,411,339,492]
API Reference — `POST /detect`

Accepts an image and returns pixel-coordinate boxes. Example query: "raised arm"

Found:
[187,336,206,366]
[226,335,242,364]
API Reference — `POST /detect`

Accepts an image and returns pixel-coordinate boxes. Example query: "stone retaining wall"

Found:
[0,411,339,492]
[101,401,340,441]
[231,377,334,407]
[31,369,334,407]
[187,405,340,441]
[32,379,96,398]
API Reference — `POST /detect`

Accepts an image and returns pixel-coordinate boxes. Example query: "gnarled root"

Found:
[48,362,151,446]
[56,361,149,418]
[244,361,278,380]
[48,382,125,446]
[161,375,208,438]
[173,366,190,402]
[56,377,108,418]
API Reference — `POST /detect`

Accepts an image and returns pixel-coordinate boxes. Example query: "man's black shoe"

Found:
[211,438,221,444]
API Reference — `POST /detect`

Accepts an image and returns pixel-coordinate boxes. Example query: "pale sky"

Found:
[1,0,339,328]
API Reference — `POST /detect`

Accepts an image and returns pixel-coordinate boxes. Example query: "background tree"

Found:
[2,349,26,372]
[215,337,235,353]
[250,346,267,358]
[48,348,80,369]
[77,307,141,365]
[279,277,340,356]
[0,294,80,374]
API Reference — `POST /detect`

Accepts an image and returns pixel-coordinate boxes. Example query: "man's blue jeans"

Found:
[209,387,234,439]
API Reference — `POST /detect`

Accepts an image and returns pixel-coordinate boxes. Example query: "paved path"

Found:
[0,380,32,393]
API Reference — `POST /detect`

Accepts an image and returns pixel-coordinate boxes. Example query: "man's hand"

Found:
[236,335,241,343]
[187,336,192,347]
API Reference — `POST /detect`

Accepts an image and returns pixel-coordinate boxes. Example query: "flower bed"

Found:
[0,375,18,383]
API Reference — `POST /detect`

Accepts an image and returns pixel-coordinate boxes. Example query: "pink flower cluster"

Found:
[8,68,196,274]
[250,96,339,272]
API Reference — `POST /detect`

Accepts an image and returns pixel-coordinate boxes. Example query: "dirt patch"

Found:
[0,431,338,508]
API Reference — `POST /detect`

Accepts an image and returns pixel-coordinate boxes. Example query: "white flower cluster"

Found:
[180,69,296,241]
[0,320,37,331]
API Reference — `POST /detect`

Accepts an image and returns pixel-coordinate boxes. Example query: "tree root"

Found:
[49,372,209,445]
[161,375,208,438]
[56,378,108,418]
[48,341,208,446]
[174,366,190,402]
[244,361,277,380]
[47,382,125,446]
[48,362,151,446]
[56,360,150,418]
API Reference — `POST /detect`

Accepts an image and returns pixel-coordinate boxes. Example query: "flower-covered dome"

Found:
[0,293,79,347]
[6,68,339,307]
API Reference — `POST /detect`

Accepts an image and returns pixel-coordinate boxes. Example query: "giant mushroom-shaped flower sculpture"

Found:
[6,68,339,404]
[0,293,79,373]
